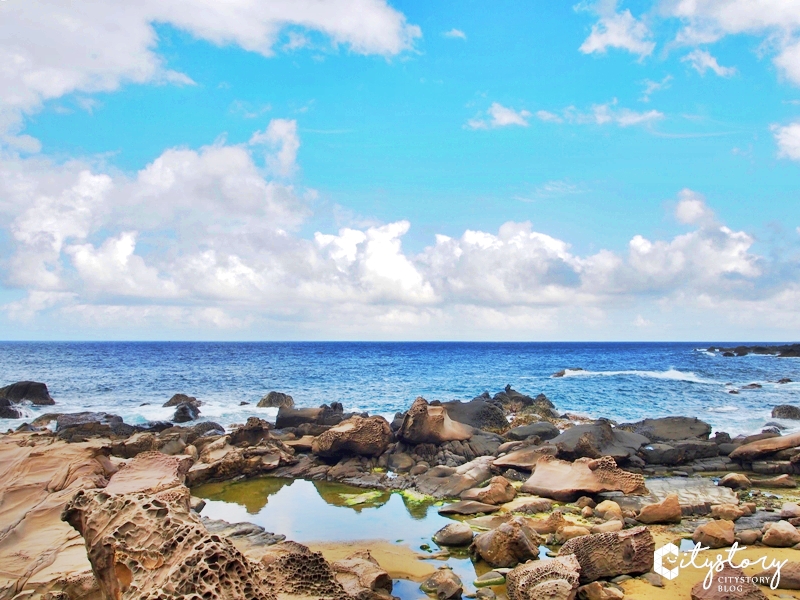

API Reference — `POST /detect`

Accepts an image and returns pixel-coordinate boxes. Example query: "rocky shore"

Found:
[3,381,800,600]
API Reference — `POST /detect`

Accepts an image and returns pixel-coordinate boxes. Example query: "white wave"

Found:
[556,368,717,385]
[705,406,738,413]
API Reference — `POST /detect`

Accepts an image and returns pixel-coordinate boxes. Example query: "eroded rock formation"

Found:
[521,455,648,501]
[558,526,654,583]
[312,416,392,458]
[397,397,473,445]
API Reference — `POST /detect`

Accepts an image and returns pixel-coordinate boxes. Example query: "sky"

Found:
[0,0,799,341]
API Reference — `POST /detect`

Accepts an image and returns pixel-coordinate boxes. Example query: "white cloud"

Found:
[681,49,737,77]
[538,100,664,127]
[774,40,800,86]
[773,122,800,160]
[0,0,421,136]
[467,103,532,129]
[578,1,655,58]
[250,119,300,177]
[640,75,672,102]
[443,28,467,40]
[674,188,715,225]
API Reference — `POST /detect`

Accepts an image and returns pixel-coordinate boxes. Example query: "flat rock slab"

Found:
[438,500,500,515]
[493,445,557,471]
[615,477,739,514]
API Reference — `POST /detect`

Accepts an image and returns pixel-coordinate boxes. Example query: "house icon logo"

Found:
[653,543,680,580]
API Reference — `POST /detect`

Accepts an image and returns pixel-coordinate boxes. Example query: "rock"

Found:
[772,405,800,420]
[461,476,516,505]
[506,554,581,600]
[433,523,474,546]
[398,397,473,444]
[637,494,682,524]
[595,500,622,521]
[752,474,796,488]
[553,369,583,378]
[0,397,23,418]
[470,516,543,567]
[474,571,506,587]
[258,391,294,408]
[56,412,136,441]
[781,502,800,518]
[415,456,495,499]
[0,380,54,405]
[736,529,761,545]
[276,403,345,429]
[730,432,800,461]
[501,496,553,515]
[104,451,193,494]
[778,378,794,384]
[63,483,278,600]
[311,415,392,458]
[641,572,664,587]
[476,589,496,600]
[690,564,767,600]
[763,520,800,547]
[618,416,711,441]
[163,393,198,407]
[443,395,508,431]
[387,452,415,472]
[641,439,719,465]
[439,500,500,515]
[173,401,200,422]
[692,519,735,548]
[711,504,745,521]
[590,520,623,534]
[421,567,463,600]
[331,550,393,598]
[557,526,654,583]
[753,561,800,589]
[742,383,763,390]
[228,417,272,447]
[259,541,350,597]
[527,511,567,535]
[556,525,591,542]
[493,444,558,471]
[719,473,751,489]
[644,477,739,513]
[549,422,648,462]
[493,386,558,418]
[186,435,294,486]
[521,455,648,502]
[506,422,560,442]
[577,581,624,600]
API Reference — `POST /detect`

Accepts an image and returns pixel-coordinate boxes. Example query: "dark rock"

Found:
[0,398,22,419]
[56,412,135,442]
[551,421,649,462]
[0,381,54,405]
[773,405,800,420]
[421,567,462,600]
[228,417,272,446]
[173,402,200,423]
[742,383,763,390]
[492,385,557,417]
[258,391,294,408]
[439,500,500,515]
[506,422,559,442]
[433,523,474,546]
[163,393,198,407]
[641,439,719,466]
[276,403,345,429]
[443,395,508,431]
[470,516,542,567]
[390,412,405,431]
[618,416,711,442]
[778,378,793,384]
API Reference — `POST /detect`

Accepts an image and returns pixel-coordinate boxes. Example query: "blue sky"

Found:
[0,0,799,340]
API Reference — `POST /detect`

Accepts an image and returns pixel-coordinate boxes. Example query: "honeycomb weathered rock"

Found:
[558,526,654,583]
[506,554,581,600]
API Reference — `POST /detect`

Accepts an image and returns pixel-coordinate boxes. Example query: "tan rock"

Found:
[638,493,682,524]
[521,455,647,502]
[493,445,558,471]
[556,525,591,542]
[594,500,622,521]
[753,561,800,590]
[461,476,517,505]
[578,581,624,600]
[311,415,392,458]
[692,519,735,548]
[506,555,581,600]
[331,550,393,598]
[719,473,751,489]
[398,397,472,444]
[470,516,543,567]
[762,520,800,547]
[590,520,623,534]
[729,431,800,461]
[421,567,463,600]
[751,474,797,488]
[558,526,654,583]
[690,564,767,600]
[710,503,745,521]
[735,530,761,545]
[581,506,594,518]
[781,502,800,518]
[526,510,567,535]
[501,496,553,514]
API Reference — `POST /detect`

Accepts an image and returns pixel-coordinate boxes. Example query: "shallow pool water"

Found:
[193,476,498,596]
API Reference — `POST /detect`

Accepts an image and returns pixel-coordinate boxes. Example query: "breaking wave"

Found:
[556,368,718,385]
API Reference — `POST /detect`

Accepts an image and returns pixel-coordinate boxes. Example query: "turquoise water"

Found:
[1,341,799,435]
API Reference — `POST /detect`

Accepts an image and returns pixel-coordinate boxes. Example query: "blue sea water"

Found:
[1,341,799,436]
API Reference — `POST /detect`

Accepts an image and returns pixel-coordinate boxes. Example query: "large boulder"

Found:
[557,526,654,583]
[493,385,558,418]
[618,416,711,441]
[762,520,800,547]
[0,397,23,418]
[163,393,198,407]
[259,541,347,598]
[0,381,54,405]
[521,455,648,502]
[493,444,558,471]
[331,550,393,599]
[433,523,474,546]
[549,421,648,462]
[692,520,735,548]
[276,403,346,429]
[729,432,800,461]
[640,439,719,466]
[637,493,682,524]
[56,412,136,442]
[470,516,543,567]
[398,397,472,445]
[173,401,200,423]
[753,561,800,590]
[506,554,581,600]
[460,476,516,505]
[690,565,767,600]
[772,405,800,420]
[443,394,508,431]
[311,415,392,458]
[421,567,462,600]
[415,456,494,499]
[258,391,294,409]
[506,422,560,442]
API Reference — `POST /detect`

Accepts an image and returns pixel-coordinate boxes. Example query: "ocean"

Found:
[1,341,798,436]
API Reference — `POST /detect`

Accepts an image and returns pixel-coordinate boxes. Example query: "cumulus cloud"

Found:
[578,0,655,58]
[250,119,300,177]
[675,189,715,225]
[467,103,532,130]
[681,49,737,77]
[443,28,467,40]
[773,122,800,160]
[0,0,421,136]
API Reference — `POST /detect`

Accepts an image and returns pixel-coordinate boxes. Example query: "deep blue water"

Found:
[1,342,799,435]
